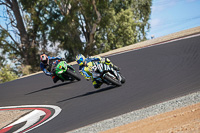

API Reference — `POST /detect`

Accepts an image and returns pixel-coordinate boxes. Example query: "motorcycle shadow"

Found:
[57,85,118,103]
[25,81,75,95]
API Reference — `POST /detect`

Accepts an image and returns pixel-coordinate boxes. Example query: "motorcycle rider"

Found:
[75,54,119,89]
[40,53,64,83]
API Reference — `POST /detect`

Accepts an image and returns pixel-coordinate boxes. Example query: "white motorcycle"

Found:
[90,61,125,87]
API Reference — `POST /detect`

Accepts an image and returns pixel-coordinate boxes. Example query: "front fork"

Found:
[67,65,75,72]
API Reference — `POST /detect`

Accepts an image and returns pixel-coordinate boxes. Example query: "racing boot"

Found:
[93,80,103,89]
[52,75,59,83]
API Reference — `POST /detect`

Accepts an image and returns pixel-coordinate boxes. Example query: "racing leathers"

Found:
[78,56,119,88]
[40,56,63,83]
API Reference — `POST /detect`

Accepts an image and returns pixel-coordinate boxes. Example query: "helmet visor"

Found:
[77,59,84,65]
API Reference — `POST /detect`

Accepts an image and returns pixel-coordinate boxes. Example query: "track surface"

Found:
[1,35,200,133]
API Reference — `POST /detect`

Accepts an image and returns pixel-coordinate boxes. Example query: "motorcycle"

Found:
[90,61,125,87]
[52,60,81,81]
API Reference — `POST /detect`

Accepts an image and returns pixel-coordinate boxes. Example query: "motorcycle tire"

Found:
[120,75,126,84]
[66,69,81,81]
[104,73,122,86]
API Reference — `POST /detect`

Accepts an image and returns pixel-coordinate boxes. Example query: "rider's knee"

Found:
[93,80,102,89]
[94,84,100,89]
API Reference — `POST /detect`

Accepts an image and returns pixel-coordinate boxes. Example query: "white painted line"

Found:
[6,110,45,133]
[0,105,62,133]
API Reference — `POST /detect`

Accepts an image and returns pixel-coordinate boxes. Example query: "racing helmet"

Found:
[40,54,49,65]
[76,54,85,66]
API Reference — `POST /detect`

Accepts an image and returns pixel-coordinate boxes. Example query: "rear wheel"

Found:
[104,73,121,86]
[66,70,81,81]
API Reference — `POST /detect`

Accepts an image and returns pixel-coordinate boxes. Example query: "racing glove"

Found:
[85,76,91,81]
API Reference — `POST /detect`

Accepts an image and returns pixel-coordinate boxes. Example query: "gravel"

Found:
[67,91,200,133]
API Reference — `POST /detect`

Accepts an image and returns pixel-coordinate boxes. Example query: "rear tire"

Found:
[104,73,121,86]
[66,70,81,81]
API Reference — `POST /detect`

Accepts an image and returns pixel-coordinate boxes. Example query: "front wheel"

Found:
[104,73,121,86]
[66,70,81,81]
[120,75,126,84]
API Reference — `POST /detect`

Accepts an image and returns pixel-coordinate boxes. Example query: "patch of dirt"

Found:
[101,102,200,133]
[0,110,30,129]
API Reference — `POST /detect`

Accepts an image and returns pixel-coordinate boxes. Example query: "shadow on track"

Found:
[57,85,117,103]
[25,81,75,95]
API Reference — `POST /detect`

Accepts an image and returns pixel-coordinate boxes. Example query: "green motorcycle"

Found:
[53,61,81,81]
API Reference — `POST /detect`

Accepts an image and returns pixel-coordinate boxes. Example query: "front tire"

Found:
[104,73,121,86]
[120,75,126,84]
[66,70,81,81]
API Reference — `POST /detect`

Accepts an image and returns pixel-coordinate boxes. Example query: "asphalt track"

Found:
[1,35,200,133]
